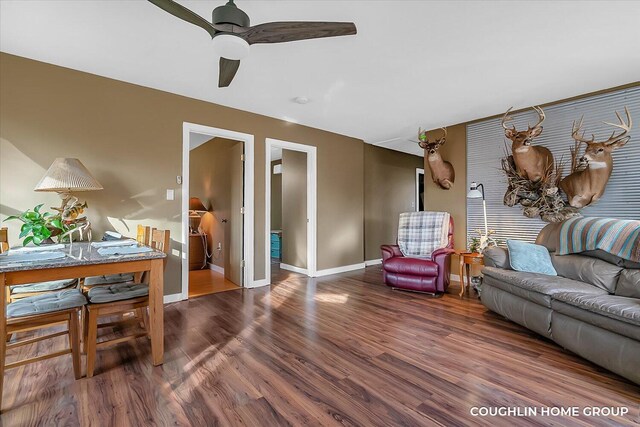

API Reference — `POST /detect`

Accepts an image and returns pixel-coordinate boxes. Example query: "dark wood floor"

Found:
[2,265,639,426]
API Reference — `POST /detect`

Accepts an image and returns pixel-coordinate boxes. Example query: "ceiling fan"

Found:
[148,0,357,87]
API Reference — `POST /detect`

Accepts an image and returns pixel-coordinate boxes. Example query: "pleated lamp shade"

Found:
[189,197,207,213]
[34,158,103,192]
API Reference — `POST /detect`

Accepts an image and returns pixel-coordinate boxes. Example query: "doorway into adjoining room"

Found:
[265,138,317,282]
[416,168,425,211]
[182,123,255,299]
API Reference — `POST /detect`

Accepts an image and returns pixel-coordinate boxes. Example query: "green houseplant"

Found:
[4,204,68,246]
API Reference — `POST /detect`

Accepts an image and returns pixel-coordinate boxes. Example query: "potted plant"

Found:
[4,204,72,246]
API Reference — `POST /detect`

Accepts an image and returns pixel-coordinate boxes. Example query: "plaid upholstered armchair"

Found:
[381,212,455,295]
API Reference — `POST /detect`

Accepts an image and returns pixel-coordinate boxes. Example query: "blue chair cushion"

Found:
[7,289,87,319]
[10,278,78,294]
[84,273,135,286]
[87,283,149,304]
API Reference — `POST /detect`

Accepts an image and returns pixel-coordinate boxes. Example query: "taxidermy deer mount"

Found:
[418,127,455,190]
[502,106,554,182]
[560,107,632,208]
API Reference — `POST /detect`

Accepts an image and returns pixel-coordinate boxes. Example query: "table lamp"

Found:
[34,158,103,241]
[189,197,208,233]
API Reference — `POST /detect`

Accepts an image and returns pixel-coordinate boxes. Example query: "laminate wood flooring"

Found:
[1,266,638,426]
[189,269,240,298]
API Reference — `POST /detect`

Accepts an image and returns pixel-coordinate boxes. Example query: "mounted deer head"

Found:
[502,106,554,182]
[418,127,455,190]
[560,107,632,208]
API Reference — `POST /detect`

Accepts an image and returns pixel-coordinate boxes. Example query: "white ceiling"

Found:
[2,1,639,157]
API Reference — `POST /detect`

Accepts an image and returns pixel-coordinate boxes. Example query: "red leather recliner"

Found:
[381,217,455,294]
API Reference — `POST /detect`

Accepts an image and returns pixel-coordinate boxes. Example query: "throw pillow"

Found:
[507,239,557,276]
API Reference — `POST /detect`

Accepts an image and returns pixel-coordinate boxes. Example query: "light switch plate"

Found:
[166,189,175,200]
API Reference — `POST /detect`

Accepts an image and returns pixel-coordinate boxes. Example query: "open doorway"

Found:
[181,123,255,300]
[265,138,317,282]
[416,168,425,211]
[188,137,243,297]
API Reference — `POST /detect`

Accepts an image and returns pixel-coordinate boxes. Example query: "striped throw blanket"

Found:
[557,217,640,263]
[398,211,451,258]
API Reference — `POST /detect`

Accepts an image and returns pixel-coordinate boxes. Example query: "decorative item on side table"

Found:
[33,158,103,242]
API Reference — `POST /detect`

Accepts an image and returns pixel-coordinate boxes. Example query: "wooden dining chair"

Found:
[83,228,169,377]
[81,225,151,292]
[0,227,78,303]
[1,289,87,409]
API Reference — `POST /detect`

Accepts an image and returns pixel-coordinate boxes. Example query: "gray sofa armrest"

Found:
[483,246,511,270]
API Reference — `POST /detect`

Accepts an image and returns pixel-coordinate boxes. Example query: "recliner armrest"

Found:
[431,248,456,261]
[381,245,402,261]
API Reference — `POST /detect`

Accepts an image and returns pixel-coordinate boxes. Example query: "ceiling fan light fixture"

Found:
[212,34,249,60]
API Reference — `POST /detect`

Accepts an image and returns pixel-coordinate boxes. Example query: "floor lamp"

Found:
[467,181,494,250]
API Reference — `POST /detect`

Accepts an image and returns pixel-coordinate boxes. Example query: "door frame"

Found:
[265,138,317,280]
[181,122,255,300]
[416,168,425,211]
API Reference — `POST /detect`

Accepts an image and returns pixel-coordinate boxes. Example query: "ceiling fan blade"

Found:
[241,22,356,45]
[219,58,241,87]
[147,0,218,38]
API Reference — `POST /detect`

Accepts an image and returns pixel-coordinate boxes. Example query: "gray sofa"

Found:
[480,222,640,385]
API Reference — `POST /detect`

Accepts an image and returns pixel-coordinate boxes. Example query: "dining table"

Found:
[0,241,166,398]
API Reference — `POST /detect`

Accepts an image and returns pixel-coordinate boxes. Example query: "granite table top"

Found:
[0,242,166,273]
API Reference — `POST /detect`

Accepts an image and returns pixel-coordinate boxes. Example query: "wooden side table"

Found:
[457,252,484,297]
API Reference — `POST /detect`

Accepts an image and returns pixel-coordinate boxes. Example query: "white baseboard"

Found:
[364,258,382,266]
[208,262,224,274]
[280,263,309,275]
[450,273,461,282]
[247,278,270,288]
[163,293,184,304]
[315,262,365,277]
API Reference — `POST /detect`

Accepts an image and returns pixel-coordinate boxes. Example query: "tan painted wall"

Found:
[364,145,424,260]
[0,53,364,294]
[422,124,467,270]
[189,137,241,270]
[270,160,282,231]
[281,150,307,269]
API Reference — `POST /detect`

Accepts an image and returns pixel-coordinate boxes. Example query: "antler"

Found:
[602,106,632,146]
[529,106,545,130]
[501,107,515,131]
[437,127,447,144]
[571,116,595,145]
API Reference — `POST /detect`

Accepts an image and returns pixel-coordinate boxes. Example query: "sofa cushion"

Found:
[551,299,640,341]
[552,292,640,328]
[87,283,149,304]
[551,254,622,293]
[7,289,87,318]
[507,240,556,276]
[84,273,135,286]
[535,222,562,252]
[10,278,78,294]
[614,269,640,299]
[382,257,437,276]
[483,246,511,270]
[482,267,607,308]
[581,250,640,269]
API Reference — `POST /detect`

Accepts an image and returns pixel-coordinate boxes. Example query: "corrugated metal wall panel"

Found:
[466,86,640,245]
